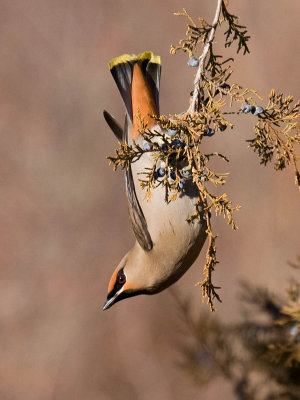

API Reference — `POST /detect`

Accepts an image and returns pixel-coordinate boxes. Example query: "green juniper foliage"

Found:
[175,258,300,400]
[108,0,300,311]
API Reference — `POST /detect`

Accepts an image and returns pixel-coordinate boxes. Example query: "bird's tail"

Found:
[109,52,161,138]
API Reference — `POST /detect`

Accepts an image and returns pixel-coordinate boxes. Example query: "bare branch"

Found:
[189,0,223,114]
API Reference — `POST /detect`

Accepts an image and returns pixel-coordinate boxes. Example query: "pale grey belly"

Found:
[131,154,206,269]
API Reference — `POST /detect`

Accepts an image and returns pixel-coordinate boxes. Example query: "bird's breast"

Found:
[131,149,207,282]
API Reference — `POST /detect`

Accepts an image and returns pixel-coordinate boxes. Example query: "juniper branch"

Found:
[107,0,299,312]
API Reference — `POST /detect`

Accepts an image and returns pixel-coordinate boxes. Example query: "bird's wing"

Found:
[103,110,153,251]
[123,115,153,251]
[103,110,123,141]
[125,164,153,251]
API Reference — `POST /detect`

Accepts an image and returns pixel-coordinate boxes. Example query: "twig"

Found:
[189,0,223,114]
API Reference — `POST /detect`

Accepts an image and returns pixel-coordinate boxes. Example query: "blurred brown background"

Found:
[0,1,299,399]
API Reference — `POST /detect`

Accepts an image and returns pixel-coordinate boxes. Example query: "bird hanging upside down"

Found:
[103,52,207,310]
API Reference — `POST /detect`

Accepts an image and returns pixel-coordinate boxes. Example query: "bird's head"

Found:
[103,251,149,310]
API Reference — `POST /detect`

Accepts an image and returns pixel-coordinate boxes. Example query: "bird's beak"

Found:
[102,290,121,311]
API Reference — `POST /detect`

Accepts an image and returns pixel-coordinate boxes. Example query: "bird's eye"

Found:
[118,273,126,285]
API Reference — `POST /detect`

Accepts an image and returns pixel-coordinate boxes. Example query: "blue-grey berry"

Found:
[199,171,208,182]
[170,171,176,180]
[181,168,191,177]
[215,83,230,96]
[251,106,264,116]
[204,128,215,137]
[220,83,230,90]
[157,167,166,177]
[142,142,153,151]
[202,211,212,221]
[290,326,299,336]
[241,103,255,114]
[187,57,199,67]
[171,139,182,148]
[178,179,185,190]
[160,143,168,151]
[166,129,177,137]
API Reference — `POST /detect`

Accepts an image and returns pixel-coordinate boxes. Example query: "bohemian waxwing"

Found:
[103,52,207,310]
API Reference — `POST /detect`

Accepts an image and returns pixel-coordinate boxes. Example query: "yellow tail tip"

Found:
[109,51,161,70]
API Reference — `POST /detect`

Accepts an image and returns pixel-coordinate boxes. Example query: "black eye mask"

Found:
[107,268,126,300]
